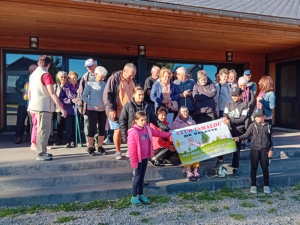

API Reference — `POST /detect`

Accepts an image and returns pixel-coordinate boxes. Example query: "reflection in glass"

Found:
[280,64,297,97]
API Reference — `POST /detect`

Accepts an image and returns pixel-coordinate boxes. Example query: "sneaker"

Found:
[35,152,53,157]
[149,160,160,167]
[15,137,22,144]
[192,171,200,181]
[131,196,141,206]
[160,159,173,166]
[87,147,96,156]
[71,142,75,147]
[35,153,53,161]
[115,152,122,160]
[250,186,257,194]
[139,194,150,204]
[232,169,239,178]
[264,186,271,194]
[187,171,193,181]
[213,160,224,170]
[103,138,113,145]
[64,143,71,148]
[126,151,129,157]
[97,146,107,155]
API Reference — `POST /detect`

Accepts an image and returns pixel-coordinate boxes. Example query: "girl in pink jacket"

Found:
[128,111,171,206]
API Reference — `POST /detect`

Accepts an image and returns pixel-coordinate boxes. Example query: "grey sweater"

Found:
[82,80,106,111]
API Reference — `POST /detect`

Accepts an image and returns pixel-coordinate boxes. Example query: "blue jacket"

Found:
[259,91,275,117]
[150,79,180,111]
[174,79,195,111]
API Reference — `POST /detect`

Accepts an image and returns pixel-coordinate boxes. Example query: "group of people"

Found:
[15,55,275,205]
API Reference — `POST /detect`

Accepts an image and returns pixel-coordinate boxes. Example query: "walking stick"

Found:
[74,101,82,148]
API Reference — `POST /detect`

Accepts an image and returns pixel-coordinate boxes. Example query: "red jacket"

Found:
[150,121,173,150]
[127,124,171,168]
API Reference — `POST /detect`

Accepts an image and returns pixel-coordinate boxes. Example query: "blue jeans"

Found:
[15,105,30,137]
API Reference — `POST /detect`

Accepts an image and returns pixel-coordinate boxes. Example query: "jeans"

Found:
[132,158,148,197]
[251,149,270,186]
[35,111,52,154]
[84,115,98,145]
[15,105,30,137]
[65,115,75,144]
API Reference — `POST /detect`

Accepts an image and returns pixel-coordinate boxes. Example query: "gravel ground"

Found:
[1,186,300,225]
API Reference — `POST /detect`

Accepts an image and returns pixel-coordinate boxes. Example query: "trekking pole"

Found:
[76,109,82,147]
[74,103,82,148]
[75,102,78,148]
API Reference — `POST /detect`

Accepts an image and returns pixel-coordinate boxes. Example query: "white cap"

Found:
[84,59,95,67]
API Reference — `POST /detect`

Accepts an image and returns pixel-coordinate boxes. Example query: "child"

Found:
[171,106,199,181]
[214,87,248,178]
[233,108,273,194]
[128,111,172,205]
[150,107,178,166]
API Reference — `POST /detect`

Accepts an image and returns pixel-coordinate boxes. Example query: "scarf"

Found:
[257,91,265,109]
[242,87,249,103]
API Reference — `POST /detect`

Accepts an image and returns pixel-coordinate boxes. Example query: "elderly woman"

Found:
[174,67,195,119]
[59,71,79,148]
[193,70,217,124]
[150,67,180,120]
[82,66,108,156]
[239,77,255,121]
[53,71,67,145]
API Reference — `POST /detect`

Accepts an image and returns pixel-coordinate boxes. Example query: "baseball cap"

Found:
[84,59,95,67]
[252,108,264,118]
[244,70,251,76]
[231,87,243,96]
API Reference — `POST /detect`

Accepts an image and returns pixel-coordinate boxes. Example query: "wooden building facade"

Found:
[1,0,300,131]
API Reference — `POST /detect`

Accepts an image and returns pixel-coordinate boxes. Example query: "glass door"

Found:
[275,60,300,129]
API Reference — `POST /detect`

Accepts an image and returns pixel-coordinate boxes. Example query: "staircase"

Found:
[0,130,300,206]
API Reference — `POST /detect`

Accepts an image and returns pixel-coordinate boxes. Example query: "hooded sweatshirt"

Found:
[171,115,196,130]
[224,100,248,134]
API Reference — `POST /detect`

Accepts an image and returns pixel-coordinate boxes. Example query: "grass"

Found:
[54,216,77,223]
[195,191,216,201]
[268,208,276,213]
[178,193,194,201]
[141,218,150,223]
[129,211,141,216]
[177,212,183,217]
[240,202,255,208]
[274,187,284,195]
[148,196,171,204]
[229,213,244,221]
[291,196,300,201]
[98,223,108,225]
[223,206,230,210]
[294,183,300,191]
[210,206,219,212]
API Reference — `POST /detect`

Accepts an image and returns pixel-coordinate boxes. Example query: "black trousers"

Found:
[87,111,107,137]
[132,158,148,197]
[65,115,75,144]
[217,138,242,169]
[195,112,215,124]
[53,112,65,140]
[154,148,175,161]
[15,105,30,137]
[251,149,270,186]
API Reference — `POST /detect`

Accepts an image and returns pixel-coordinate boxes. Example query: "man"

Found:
[174,67,195,119]
[243,70,257,95]
[15,65,37,144]
[77,59,99,149]
[228,69,238,89]
[28,55,66,161]
[215,68,231,118]
[144,66,160,111]
[103,63,136,160]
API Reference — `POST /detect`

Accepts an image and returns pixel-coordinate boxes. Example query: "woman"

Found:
[59,71,79,148]
[239,77,255,125]
[54,71,67,145]
[82,66,108,156]
[257,76,276,125]
[193,70,217,124]
[150,67,180,121]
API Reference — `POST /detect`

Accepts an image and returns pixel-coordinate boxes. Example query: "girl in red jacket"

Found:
[128,111,171,206]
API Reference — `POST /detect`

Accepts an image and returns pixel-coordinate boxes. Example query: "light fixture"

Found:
[30,37,39,49]
[139,45,146,56]
[226,52,233,62]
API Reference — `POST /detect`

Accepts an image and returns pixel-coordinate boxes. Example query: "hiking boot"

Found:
[264,186,271,194]
[87,147,96,156]
[115,152,122,160]
[35,153,53,161]
[139,194,150,204]
[97,146,107,155]
[192,171,200,181]
[187,171,193,181]
[15,137,22,144]
[213,160,224,170]
[64,143,71,148]
[250,186,257,194]
[131,196,141,206]
[232,169,239,178]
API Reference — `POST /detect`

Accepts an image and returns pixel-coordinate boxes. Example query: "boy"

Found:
[213,87,248,178]
[233,108,273,194]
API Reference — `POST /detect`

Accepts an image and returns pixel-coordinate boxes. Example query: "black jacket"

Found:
[119,99,170,143]
[224,100,248,134]
[144,76,156,104]
[238,122,273,151]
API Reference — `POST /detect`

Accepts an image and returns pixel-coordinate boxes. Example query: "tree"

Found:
[188,147,191,151]
[201,132,210,144]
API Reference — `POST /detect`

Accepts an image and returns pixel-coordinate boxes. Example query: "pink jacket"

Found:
[127,124,171,168]
[171,115,196,130]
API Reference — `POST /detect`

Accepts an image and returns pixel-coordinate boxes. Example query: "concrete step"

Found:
[1,147,300,176]
[1,169,300,206]
[1,158,300,191]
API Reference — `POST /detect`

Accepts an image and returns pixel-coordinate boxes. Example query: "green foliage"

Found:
[294,183,300,191]
[54,216,77,224]
[129,211,141,216]
[274,187,284,195]
[178,193,194,201]
[210,206,219,212]
[223,206,230,210]
[148,196,171,204]
[268,208,276,213]
[177,212,183,217]
[201,132,210,144]
[291,196,300,201]
[195,192,216,201]
[229,214,244,221]
[240,202,255,208]
[141,218,150,223]
[188,147,191,151]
